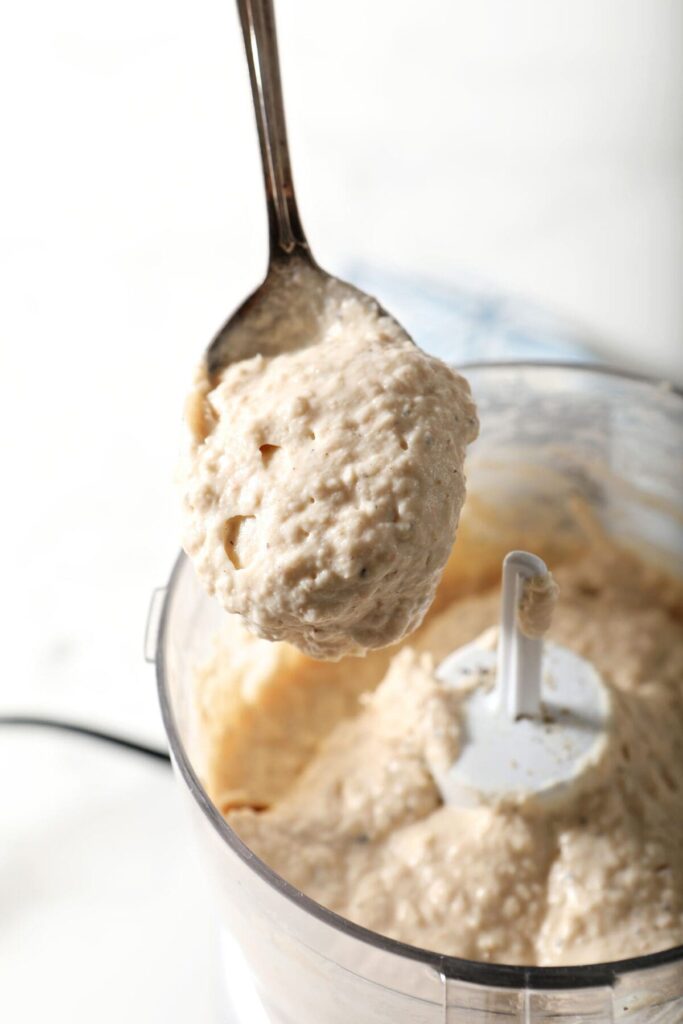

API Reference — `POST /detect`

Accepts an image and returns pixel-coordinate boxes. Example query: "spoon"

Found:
[206,0,390,378]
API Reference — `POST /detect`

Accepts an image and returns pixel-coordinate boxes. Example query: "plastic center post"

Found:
[434,551,612,808]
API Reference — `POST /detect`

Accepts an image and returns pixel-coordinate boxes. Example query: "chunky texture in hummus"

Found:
[195,534,683,966]
[181,272,478,660]
[517,571,560,638]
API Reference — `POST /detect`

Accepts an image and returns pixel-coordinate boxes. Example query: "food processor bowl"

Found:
[152,363,683,1023]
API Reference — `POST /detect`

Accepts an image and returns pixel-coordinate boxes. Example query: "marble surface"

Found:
[1,1,681,1021]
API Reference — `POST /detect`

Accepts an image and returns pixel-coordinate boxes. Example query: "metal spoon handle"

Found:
[236,0,310,262]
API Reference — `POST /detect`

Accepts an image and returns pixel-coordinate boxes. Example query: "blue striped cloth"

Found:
[345,262,600,366]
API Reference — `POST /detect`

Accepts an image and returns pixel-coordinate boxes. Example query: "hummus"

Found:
[517,570,560,638]
[181,269,478,660]
[196,535,683,966]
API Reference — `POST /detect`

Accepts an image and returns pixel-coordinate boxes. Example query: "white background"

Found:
[1,1,681,1021]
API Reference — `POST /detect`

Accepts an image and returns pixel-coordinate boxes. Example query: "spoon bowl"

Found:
[206,256,361,379]
[206,0,394,380]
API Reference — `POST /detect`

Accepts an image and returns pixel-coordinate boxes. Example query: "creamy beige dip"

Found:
[517,570,560,638]
[181,271,478,660]
[195,534,683,966]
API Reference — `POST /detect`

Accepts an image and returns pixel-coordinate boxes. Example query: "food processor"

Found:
[149,362,683,1022]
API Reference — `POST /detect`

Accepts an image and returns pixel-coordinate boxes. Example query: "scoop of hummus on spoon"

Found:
[181,0,478,659]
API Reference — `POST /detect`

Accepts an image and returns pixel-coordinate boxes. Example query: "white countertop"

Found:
[1,1,681,1020]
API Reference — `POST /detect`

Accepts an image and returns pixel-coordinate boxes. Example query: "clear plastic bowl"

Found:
[152,363,683,1022]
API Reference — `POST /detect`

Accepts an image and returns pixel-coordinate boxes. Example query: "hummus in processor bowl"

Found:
[192,513,683,967]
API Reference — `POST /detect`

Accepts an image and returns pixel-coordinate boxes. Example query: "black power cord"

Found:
[0,715,171,764]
